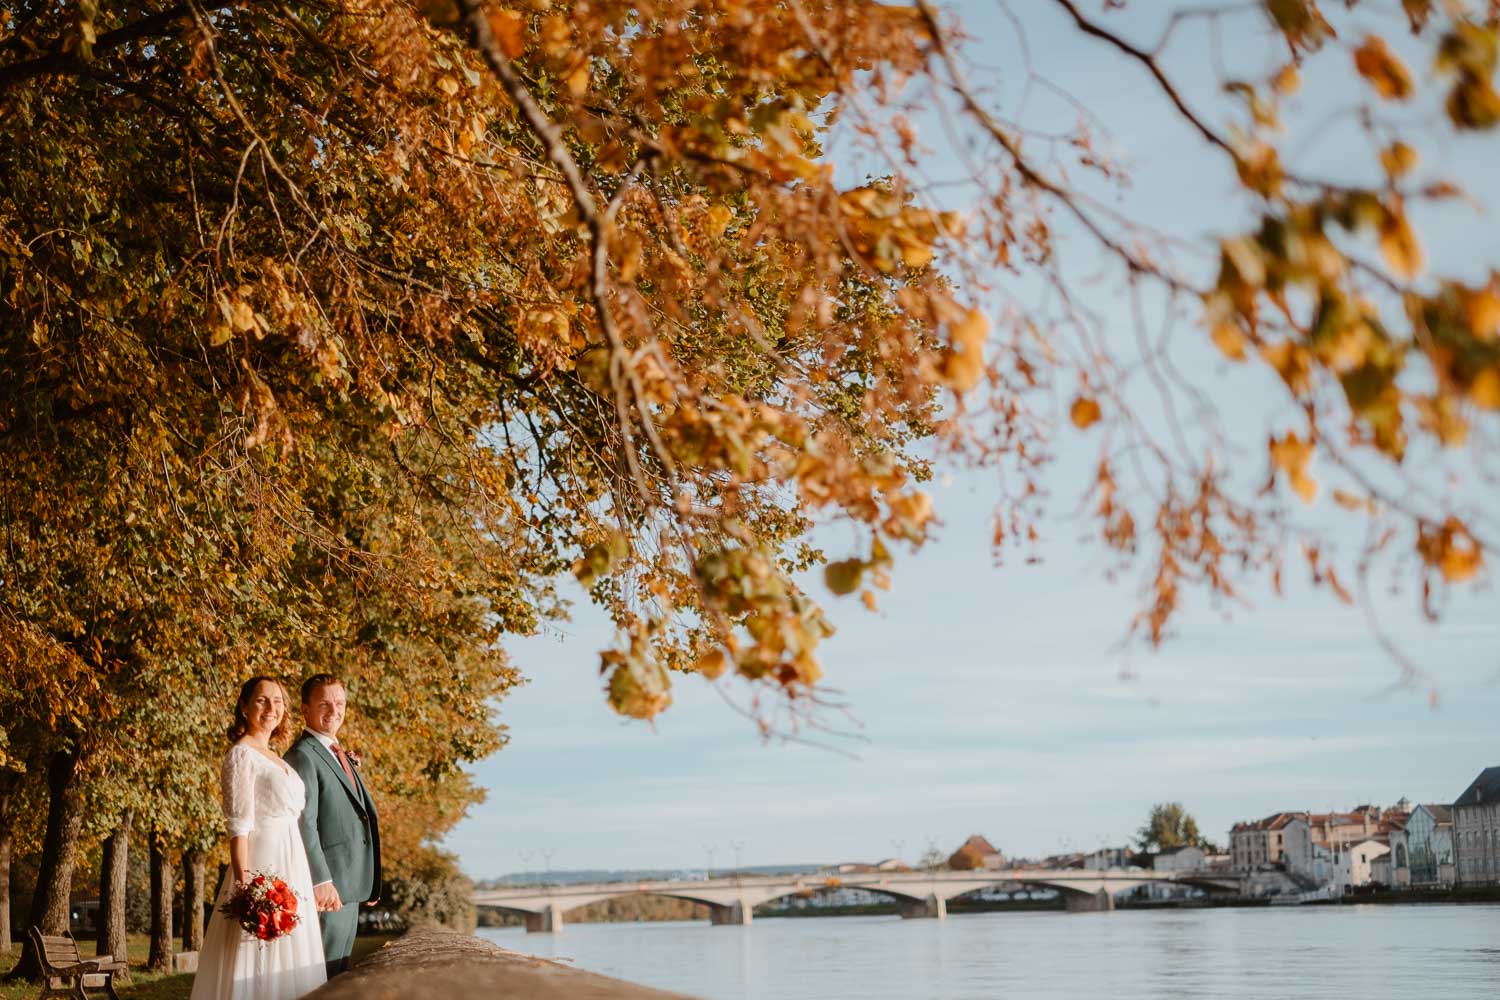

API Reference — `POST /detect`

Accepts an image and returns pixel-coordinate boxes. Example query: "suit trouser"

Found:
[320,902,359,977]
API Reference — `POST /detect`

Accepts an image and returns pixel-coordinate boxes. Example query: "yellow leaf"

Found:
[825,558,864,596]
[1069,395,1102,429]
[1471,368,1500,410]
[488,9,526,59]
[940,308,988,391]
[1260,340,1313,395]
[1211,321,1248,361]
[694,648,729,680]
[1419,518,1483,583]
[1465,287,1500,339]
[1269,432,1318,503]
[1353,36,1414,101]
[1289,470,1318,503]
[229,300,257,333]
[1379,141,1419,178]
[436,74,460,97]
[1332,489,1376,513]
[702,204,733,240]
[1272,64,1301,95]
[1378,202,1423,279]
[565,62,590,97]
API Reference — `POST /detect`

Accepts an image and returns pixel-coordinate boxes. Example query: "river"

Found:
[477,903,1500,999]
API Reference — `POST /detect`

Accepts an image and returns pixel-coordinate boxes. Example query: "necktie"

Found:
[330,743,356,784]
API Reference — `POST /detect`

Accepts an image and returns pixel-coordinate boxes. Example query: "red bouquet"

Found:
[221,871,301,942]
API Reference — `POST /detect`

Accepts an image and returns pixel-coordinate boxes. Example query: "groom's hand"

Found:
[314,883,343,912]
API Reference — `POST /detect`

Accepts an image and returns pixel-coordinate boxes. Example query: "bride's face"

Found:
[243,681,286,738]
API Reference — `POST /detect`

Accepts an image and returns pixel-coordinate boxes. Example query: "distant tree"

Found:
[1136,803,1207,852]
[918,844,948,872]
[947,844,985,871]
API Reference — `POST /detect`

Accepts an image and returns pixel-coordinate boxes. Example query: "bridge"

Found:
[473,869,1243,932]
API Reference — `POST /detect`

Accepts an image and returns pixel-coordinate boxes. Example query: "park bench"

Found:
[26,926,124,1000]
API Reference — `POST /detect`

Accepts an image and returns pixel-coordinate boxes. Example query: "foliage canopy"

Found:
[0,0,1497,900]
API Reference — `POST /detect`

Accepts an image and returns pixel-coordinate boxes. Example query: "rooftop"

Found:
[1455,767,1500,809]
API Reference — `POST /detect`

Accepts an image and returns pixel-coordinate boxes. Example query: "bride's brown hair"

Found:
[227,676,294,747]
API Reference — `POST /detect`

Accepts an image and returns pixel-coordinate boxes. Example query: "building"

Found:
[1330,839,1389,895]
[1082,846,1133,871]
[1389,824,1411,887]
[1231,813,1298,871]
[948,835,1004,871]
[1306,807,1382,850]
[1454,767,1500,887]
[1153,845,1208,873]
[1281,815,1314,878]
[1391,804,1454,888]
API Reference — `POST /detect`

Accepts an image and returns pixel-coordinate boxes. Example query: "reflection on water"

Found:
[478,904,1500,1000]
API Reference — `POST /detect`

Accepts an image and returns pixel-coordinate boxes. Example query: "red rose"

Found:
[253,876,266,887]
[283,896,298,914]
[275,910,297,933]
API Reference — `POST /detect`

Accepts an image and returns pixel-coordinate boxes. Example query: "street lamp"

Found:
[729,840,744,883]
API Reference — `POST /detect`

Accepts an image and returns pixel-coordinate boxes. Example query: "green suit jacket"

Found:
[286,731,382,904]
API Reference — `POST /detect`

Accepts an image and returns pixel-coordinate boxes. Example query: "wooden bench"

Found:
[27,927,124,1000]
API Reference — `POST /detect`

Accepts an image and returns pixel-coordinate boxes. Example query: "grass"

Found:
[0,933,400,1000]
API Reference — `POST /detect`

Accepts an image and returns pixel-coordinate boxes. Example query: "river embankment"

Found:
[306,926,693,1000]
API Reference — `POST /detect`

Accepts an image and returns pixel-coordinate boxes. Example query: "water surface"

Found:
[478,904,1500,999]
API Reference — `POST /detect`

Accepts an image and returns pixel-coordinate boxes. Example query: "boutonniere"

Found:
[344,749,362,768]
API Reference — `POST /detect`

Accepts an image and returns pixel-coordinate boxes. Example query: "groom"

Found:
[286,673,382,978]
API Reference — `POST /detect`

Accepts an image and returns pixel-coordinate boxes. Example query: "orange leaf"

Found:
[488,9,526,59]
[1070,395,1102,429]
[1211,322,1248,361]
[1470,368,1500,410]
[1379,142,1419,178]
[1379,201,1423,279]
[1354,36,1414,101]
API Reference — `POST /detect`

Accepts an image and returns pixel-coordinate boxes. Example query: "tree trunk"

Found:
[181,848,205,952]
[96,810,132,965]
[0,770,18,955]
[147,834,174,972]
[8,749,83,981]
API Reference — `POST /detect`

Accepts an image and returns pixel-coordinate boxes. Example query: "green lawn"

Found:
[0,933,399,1000]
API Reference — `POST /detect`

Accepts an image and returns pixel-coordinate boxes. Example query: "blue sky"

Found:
[444,2,1500,877]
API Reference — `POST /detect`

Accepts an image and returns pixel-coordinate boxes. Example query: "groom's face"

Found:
[303,681,347,738]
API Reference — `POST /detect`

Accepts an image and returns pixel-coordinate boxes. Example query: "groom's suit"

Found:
[286,730,381,978]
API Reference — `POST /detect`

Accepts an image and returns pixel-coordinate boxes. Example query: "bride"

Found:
[192,677,327,1000]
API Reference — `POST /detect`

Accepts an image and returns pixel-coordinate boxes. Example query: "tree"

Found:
[96,811,132,967]
[1,0,1498,969]
[1136,803,1207,853]
[0,768,18,954]
[947,844,985,871]
[918,844,948,872]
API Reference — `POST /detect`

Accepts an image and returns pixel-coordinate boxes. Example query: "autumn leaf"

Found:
[1378,200,1423,279]
[824,558,865,596]
[1418,518,1484,583]
[694,648,730,680]
[1354,36,1414,100]
[1470,369,1500,410]
[1211,322,1249,361]
[1269,432,1318,503]
[939,308,988,391]
[488,8,526,59]
[1070,395,1102,429]
[1379,142,1419,179]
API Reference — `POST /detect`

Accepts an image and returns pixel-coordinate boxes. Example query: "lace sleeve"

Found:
[221,745,256,838]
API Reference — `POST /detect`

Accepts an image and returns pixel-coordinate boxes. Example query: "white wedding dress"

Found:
[191,743,328,1000]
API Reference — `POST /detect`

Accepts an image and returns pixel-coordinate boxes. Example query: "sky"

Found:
[443,2,1500,879]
